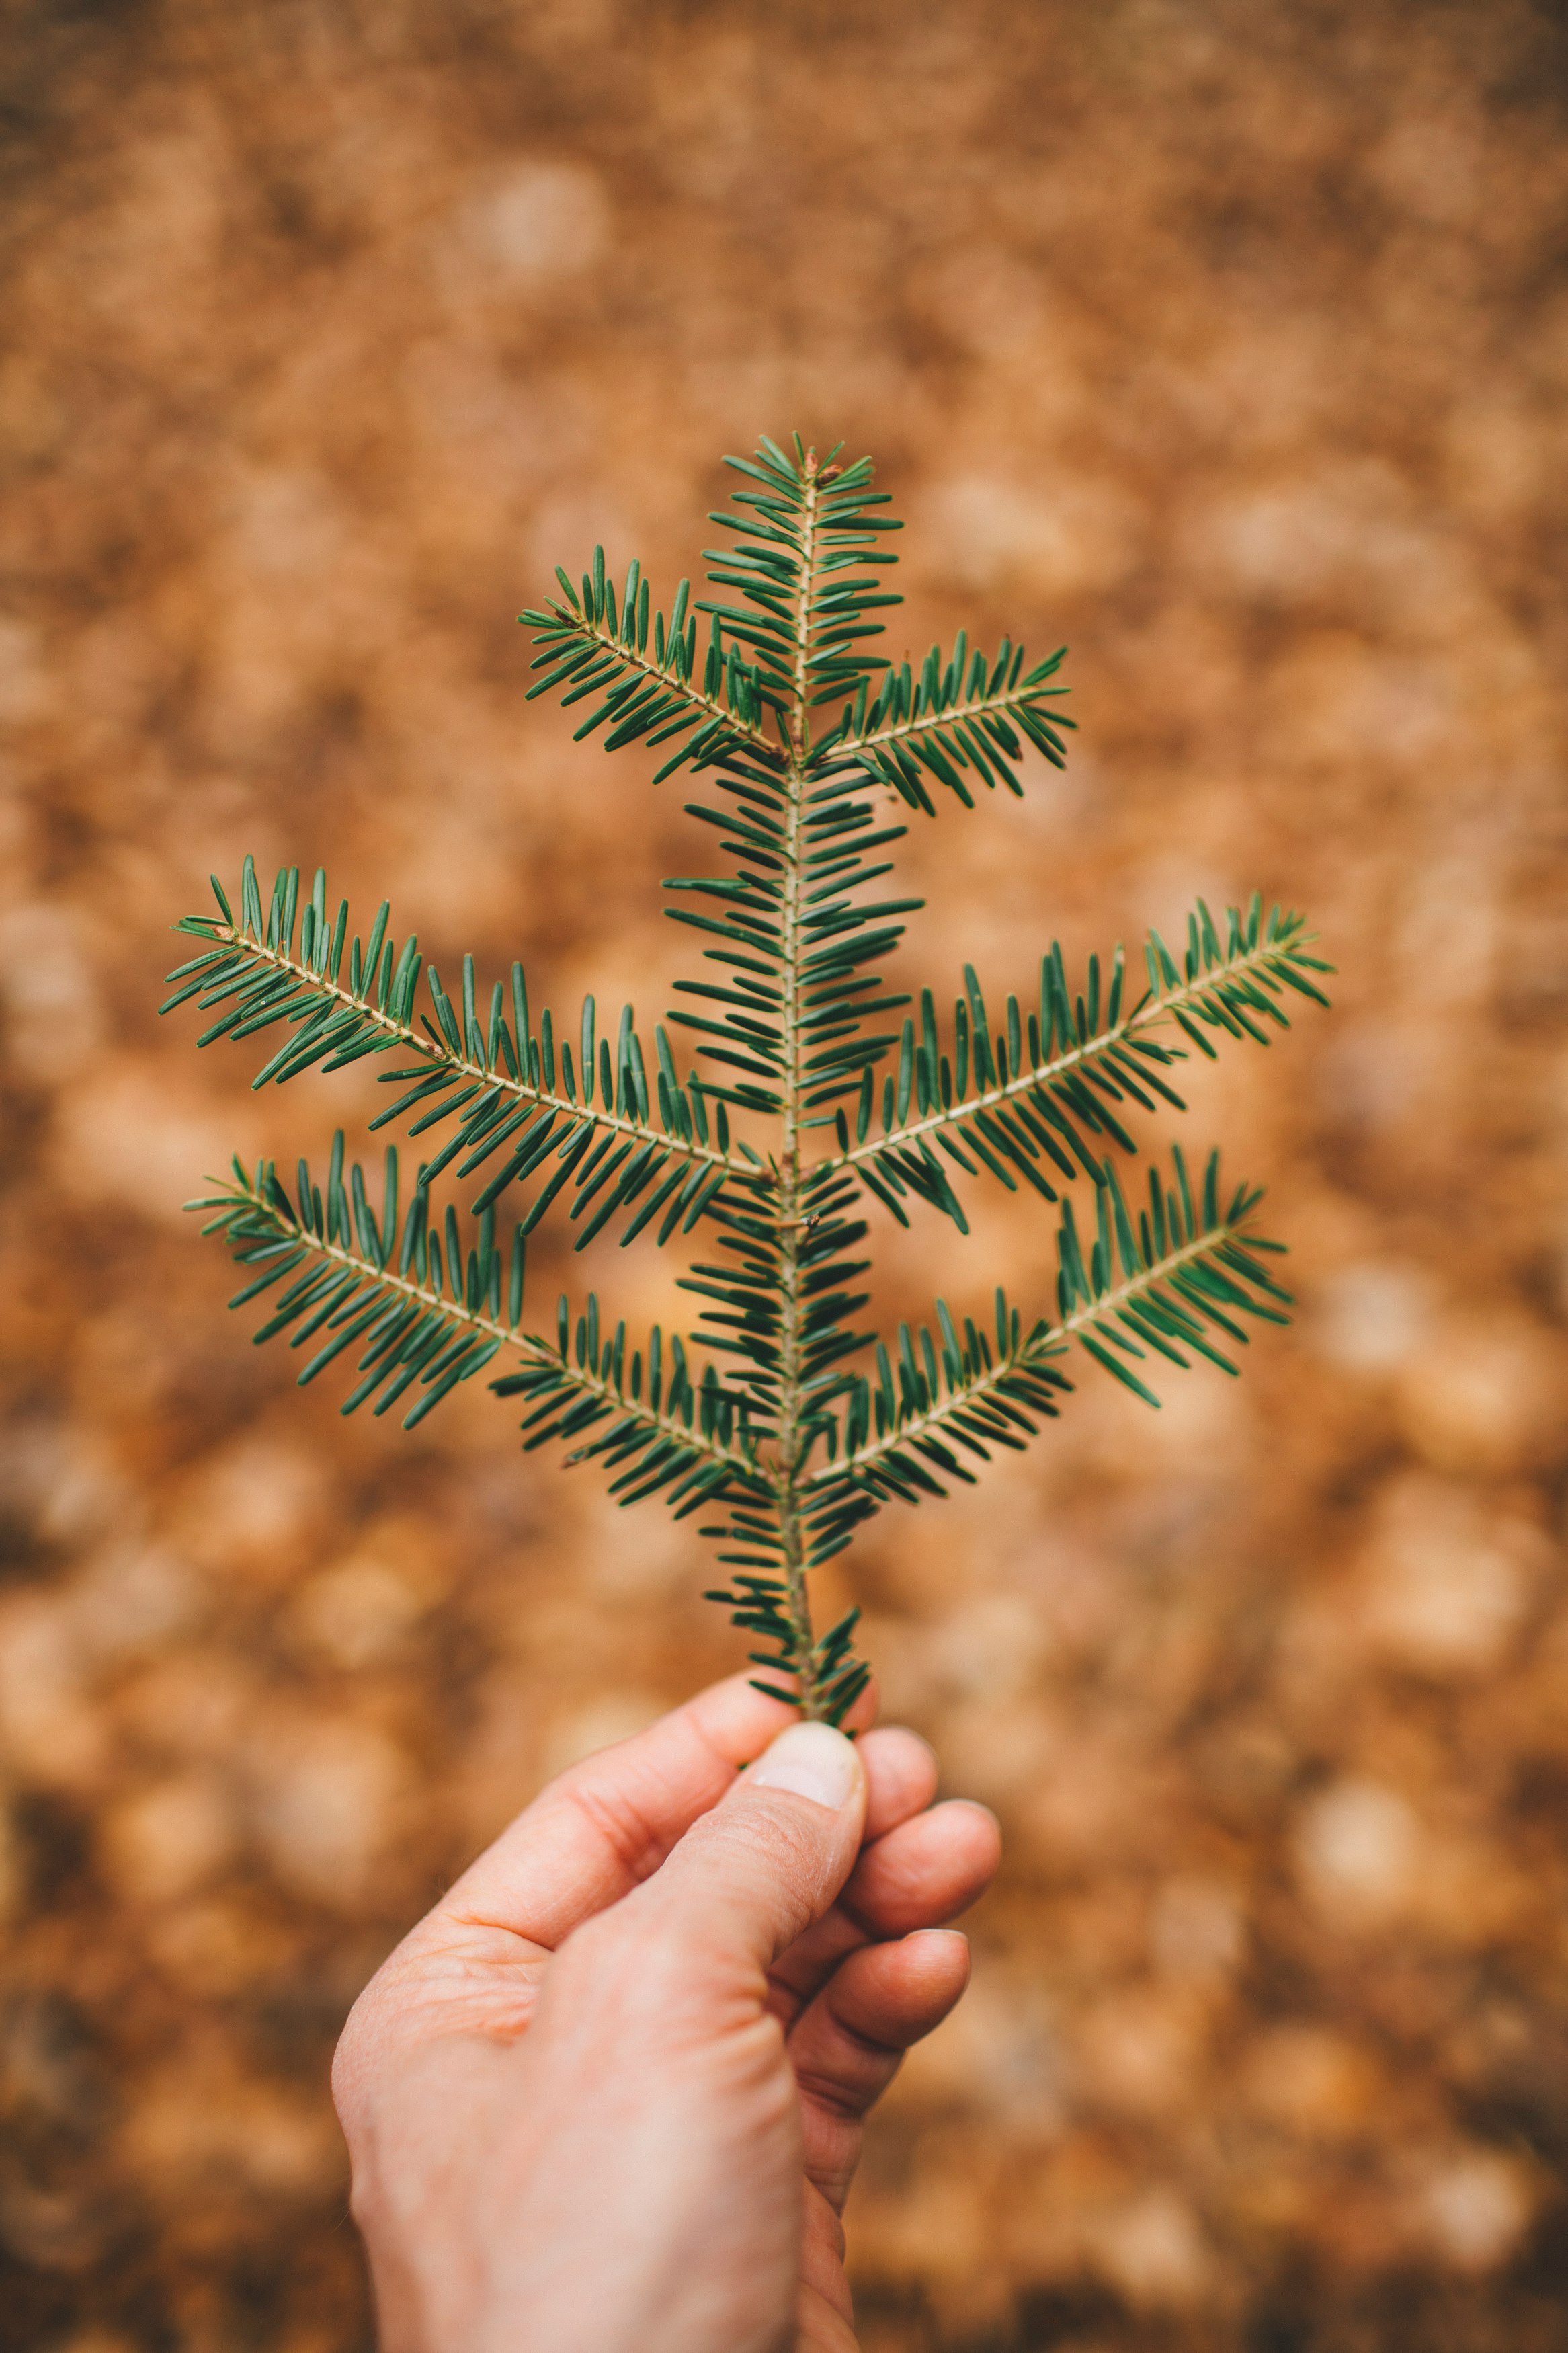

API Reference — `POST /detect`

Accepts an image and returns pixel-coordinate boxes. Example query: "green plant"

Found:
[162,436,1331,1724]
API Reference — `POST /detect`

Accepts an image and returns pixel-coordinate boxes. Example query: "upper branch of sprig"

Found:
[520,549,784,783]
[812,635,1073,813]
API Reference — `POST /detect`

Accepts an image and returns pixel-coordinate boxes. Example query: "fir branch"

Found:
[520,547,781,782]
[809,1148,1291,1502]
[163,863,740,1248]
[193,1146,766,1490]
[495,1298,772,1513]
[819,635,1074,811]
[164,431,1329,1722]
[191,1146,526,1428]
[831,898,1331,1230]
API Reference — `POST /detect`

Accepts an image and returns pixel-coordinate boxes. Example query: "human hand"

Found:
[332,1673,1000,2353]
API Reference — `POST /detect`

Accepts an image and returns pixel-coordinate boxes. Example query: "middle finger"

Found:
[767,1796,999,2021]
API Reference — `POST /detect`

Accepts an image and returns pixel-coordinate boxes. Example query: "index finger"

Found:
[440,1671,876,1952]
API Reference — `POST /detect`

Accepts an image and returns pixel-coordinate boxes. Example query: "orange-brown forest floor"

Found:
[4,3,1568,2347]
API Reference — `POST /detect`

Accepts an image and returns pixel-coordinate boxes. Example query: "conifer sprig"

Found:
[163,434,1329,1723]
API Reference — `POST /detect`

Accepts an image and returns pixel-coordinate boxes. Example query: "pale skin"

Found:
[333,1673,1001,2353]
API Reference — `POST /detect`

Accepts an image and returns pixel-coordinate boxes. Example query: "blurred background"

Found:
[3,1,1567,2346]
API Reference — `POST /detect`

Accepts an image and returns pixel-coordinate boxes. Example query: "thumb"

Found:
[620,1720,867,1977]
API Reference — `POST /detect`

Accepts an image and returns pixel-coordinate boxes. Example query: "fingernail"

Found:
[750,1721,860,1812]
